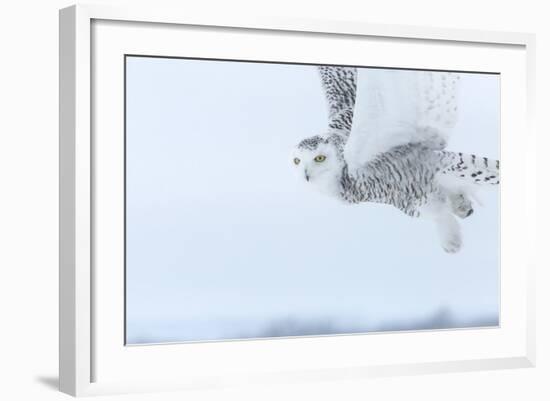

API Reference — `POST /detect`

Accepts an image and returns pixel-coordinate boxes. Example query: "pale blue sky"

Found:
[125,56,500,344]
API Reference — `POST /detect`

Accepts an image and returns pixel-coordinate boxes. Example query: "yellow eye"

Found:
[314,155,326,162]
[293,158,301,165]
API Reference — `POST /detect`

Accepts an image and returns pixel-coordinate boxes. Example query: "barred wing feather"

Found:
[318,66,357,136]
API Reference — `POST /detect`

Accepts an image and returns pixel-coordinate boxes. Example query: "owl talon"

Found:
[450,193,474,219]
[443,237,462,253]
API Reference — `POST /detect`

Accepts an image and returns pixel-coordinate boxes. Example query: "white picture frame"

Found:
[59,3,536,397]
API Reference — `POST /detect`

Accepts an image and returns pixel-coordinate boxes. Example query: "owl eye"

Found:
[314,155,327,162]
[293,158,301,165]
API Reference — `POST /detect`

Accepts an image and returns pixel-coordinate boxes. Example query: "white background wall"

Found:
[0,0,547,400]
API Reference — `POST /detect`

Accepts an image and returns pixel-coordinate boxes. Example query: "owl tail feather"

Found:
[440,152,500,185]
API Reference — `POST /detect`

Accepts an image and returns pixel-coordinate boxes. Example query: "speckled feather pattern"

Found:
[338,145,499,217]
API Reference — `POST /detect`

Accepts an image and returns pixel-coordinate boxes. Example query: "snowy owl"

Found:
[291,66,499,253]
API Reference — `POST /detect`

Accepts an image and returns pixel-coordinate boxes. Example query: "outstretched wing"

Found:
[344,68,460,170]
[318,66,357,136]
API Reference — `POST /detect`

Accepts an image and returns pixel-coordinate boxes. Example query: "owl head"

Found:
[291,134,344,188]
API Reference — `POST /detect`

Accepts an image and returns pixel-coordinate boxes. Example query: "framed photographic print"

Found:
[59,4,536,397]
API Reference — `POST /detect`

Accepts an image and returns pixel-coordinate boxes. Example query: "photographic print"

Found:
[125,56,500,344]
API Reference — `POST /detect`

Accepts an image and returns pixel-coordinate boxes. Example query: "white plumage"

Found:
[346,69,459,169]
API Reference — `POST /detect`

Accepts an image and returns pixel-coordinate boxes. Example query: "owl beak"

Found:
[304,169,310,182]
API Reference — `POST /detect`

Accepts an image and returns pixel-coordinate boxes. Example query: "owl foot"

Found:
[435,212,463,253]
[454,205,474,219]
[442,235,462,253]
[450,193,474,219]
